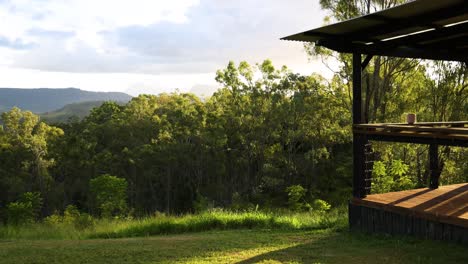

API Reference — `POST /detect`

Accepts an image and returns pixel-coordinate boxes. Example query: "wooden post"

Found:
[429,144,439,189]
[353,53,366,198]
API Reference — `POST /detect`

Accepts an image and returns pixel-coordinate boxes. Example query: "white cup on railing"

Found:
[407,113,416,124]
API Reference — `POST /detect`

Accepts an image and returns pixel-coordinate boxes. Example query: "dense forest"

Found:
[1,58,466,219]
[0,0,467,222]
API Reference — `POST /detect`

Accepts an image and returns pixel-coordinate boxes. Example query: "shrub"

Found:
[286,185,309,211]
[372,160,415,193]
[90,174,128,218]
[19,192,43,219]
[63,205,80,225]
[6,192,43,225]
[193,193,210,213]
[44,212,62,226]
[371,161,393,193]
[6,202,33,225]
[231,192,255,211]
[73,213,95,230]
[311,199,331,213]
[43,205,95,230]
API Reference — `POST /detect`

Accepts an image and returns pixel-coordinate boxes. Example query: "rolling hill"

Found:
[0,87,132,113]
[39,101,109,123]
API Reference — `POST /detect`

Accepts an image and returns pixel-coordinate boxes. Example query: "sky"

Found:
[0,0,331,96]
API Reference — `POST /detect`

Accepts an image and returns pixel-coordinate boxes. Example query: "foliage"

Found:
[6,192,43,225]
[311,199,331,213]
[0,209,346,240]
[286,185,309,211]
[371,161,393,193]
[230,192,256,211]
[0,108,62,221]
[6,202,33,226]
[0,55,466,219]
[372,160,415,194]
[19,192,43,219]
[89,175,128,218]
[44,205,95,230]
[192,193,211,213]
[308,0,467,196]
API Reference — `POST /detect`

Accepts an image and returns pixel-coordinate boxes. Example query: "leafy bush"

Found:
[193,193,211,213]
[43,205,95,230]
[372,160,415,193]
[44,212,62,226]
[90,174,128,218]
[19,192,43,218]
[7,202,33,225]
[311,199,331,213]
[371,161,393,193]
[6,192,43,225]
[286,185,310,211]
[230,192,256,211]
[73,213,95,230]
[63,205,80,224]
[64,205,95,230]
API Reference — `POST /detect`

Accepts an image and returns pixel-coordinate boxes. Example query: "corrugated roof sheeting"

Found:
[282,0,468,61]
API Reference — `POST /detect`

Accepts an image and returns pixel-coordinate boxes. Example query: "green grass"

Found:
[1,209,466,263]
[0,209,347,240]
[1,229,467,264]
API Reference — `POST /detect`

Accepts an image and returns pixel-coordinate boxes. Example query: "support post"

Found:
[361,54,373,69]
[429,144,440,189]
[352,53,366,198]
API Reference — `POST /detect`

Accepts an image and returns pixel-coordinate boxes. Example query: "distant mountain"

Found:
[40,101,107,123]
[0,88,132,113]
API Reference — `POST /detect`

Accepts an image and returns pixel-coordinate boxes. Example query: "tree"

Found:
[6,192,43,225]
[307,0,467,192]
[307,0,417,123]
[89,174,128,217]
[0,108,62,216]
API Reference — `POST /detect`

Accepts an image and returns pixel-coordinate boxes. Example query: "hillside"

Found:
[0,88,132,113]
[40,101,108,123]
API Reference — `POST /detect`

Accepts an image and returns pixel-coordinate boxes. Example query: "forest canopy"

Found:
[1,58,466,219]
[1,0,467,221]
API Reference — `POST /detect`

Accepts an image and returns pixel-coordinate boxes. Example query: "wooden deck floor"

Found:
[351,183,468,228]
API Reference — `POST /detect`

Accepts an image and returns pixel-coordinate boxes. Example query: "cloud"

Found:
[0,0,333,94]
[27,28,75,39]
[106,0,325,73]
[0,35,36,50]
[0,0,199,45]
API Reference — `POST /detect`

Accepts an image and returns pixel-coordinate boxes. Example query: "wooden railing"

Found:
[353,122,468,147]
[352,121,468,197]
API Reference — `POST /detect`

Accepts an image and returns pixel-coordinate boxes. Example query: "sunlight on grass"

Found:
[91,209,347,239]
[1,229,467,264]
[0,208,347,240]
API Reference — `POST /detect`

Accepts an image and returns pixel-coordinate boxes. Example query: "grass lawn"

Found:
[1,229,467,264]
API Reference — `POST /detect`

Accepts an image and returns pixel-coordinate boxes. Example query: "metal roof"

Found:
[281,0,468,62]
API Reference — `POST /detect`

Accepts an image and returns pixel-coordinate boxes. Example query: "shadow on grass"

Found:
[2,228,468,264]
[236,231,468,264]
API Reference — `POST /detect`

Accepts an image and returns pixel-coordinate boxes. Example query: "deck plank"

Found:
[351,183,468,228]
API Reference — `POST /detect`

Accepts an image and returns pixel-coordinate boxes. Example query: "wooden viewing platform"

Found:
[283,0,468,244]
[350,183,468,244]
